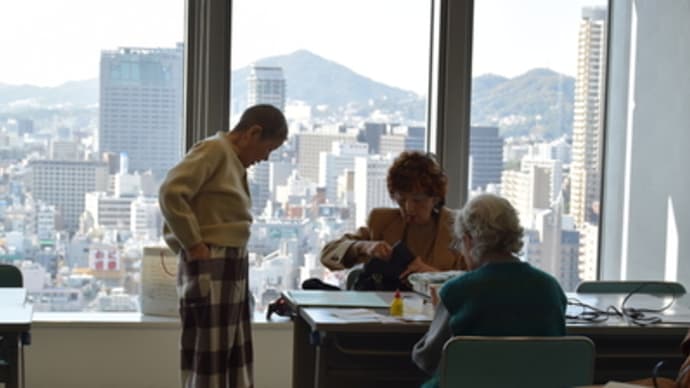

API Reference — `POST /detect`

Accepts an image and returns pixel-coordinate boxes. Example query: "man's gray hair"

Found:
[454,193,524,259]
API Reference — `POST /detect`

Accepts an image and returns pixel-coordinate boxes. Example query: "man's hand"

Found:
[187,243,210,261]
[357,241,393,260]
[400,257,438,279]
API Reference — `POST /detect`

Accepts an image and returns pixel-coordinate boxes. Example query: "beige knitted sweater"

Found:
[159,131,252,253]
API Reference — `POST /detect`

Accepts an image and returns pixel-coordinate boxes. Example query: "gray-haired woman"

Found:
[412,193,567,388]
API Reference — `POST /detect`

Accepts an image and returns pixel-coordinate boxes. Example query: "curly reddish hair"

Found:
[387,151,447,202]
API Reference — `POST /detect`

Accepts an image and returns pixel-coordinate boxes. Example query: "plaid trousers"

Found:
[178,246,253,388]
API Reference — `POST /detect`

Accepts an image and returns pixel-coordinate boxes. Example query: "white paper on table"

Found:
[330,308,400,323]
[331,308,382,321]
[402,314,433,322]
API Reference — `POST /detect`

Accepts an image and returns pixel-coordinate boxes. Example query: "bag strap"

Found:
[159,250,176,278]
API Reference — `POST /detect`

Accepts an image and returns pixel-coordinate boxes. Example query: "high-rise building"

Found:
[379,125,425,157]
[84,192,135,233]
[501,164,552,223]
[353,155,395,228]
[248,161,271,216]
[470,126,503,191]
[16,119,34,135]
[501,154,563,225]
[245,65,286,215]
[248,65,286,111]
[295,132,357,183]
[319,142,368,204]
[579,222,599,281]
[49,140,80,161]
[524,207,581,291]
[360,122,386,154]
[35,203,57,241]
[130,195,162,241]
[570,7,607,228]
[99,44,183,179]
[29,160,109,232]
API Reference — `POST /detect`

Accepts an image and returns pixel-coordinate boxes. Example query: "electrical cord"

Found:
[652,360,665,388]
[568,283,689,387]
[567,282,681,326]
[619,283,677,326]
[650,354,690,388]
[566,297,618,323]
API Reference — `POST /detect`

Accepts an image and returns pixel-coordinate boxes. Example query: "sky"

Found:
[0,0,605,95]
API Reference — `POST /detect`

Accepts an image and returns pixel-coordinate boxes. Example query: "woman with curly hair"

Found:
[319,150,466,290]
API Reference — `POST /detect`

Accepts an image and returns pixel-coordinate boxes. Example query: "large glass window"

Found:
[0,0,184,311]
[470,0,608,291]
[230,0,432,312]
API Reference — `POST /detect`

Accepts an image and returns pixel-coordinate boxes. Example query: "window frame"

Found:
[185,0,616,287]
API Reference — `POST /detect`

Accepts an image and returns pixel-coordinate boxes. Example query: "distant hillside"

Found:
[471,68,575,138]
[232,49,418,108]
[0,52,575,139]
[0,79,98,108]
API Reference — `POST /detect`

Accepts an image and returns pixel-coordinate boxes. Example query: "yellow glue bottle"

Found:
[389,289,404,317]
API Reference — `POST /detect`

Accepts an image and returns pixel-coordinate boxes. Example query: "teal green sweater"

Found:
[413,261,566,388]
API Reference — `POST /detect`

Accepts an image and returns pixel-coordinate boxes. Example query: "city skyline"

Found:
[0,2,609,313]
[1,0,604,94]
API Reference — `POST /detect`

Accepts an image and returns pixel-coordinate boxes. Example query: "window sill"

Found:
[32,312,293,330]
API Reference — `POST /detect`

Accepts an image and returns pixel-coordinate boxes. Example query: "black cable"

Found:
[566,297,621,323]
[620,283,677,326]
[567,282,680,326]
[652,360,667,388]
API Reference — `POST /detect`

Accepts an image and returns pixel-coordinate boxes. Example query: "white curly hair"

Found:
[454,193,524,260]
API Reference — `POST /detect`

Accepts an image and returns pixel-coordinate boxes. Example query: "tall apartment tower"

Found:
[99,44,183,179]
[501,161,558,224]
[570,7,607,228]
[524,207,581,292]
[353,155,395,228]
[248,65,286,111]
[470,126,503,191]
[246,65,286,215]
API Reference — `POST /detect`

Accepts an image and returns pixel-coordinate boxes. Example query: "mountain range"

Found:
[0,49,575,138]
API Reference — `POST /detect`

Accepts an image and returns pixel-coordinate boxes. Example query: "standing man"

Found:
[159,104,288,388]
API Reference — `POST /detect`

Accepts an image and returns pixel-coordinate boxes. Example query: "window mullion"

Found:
[184,0,232,150]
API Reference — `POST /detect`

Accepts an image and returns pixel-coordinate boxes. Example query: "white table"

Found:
[289,290,690,388]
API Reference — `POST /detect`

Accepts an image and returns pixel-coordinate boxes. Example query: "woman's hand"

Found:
[186,243,210,261]
[356,241,393,260]
[400,257,438,279]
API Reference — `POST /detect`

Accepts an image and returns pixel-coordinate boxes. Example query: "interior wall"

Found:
[24,322,293,388]
[623,0,690,282]
[602,0,690,285]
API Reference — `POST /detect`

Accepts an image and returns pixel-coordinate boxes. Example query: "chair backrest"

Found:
[576,280,686,295]
[439,336,595,388]
[0,263,23,287]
